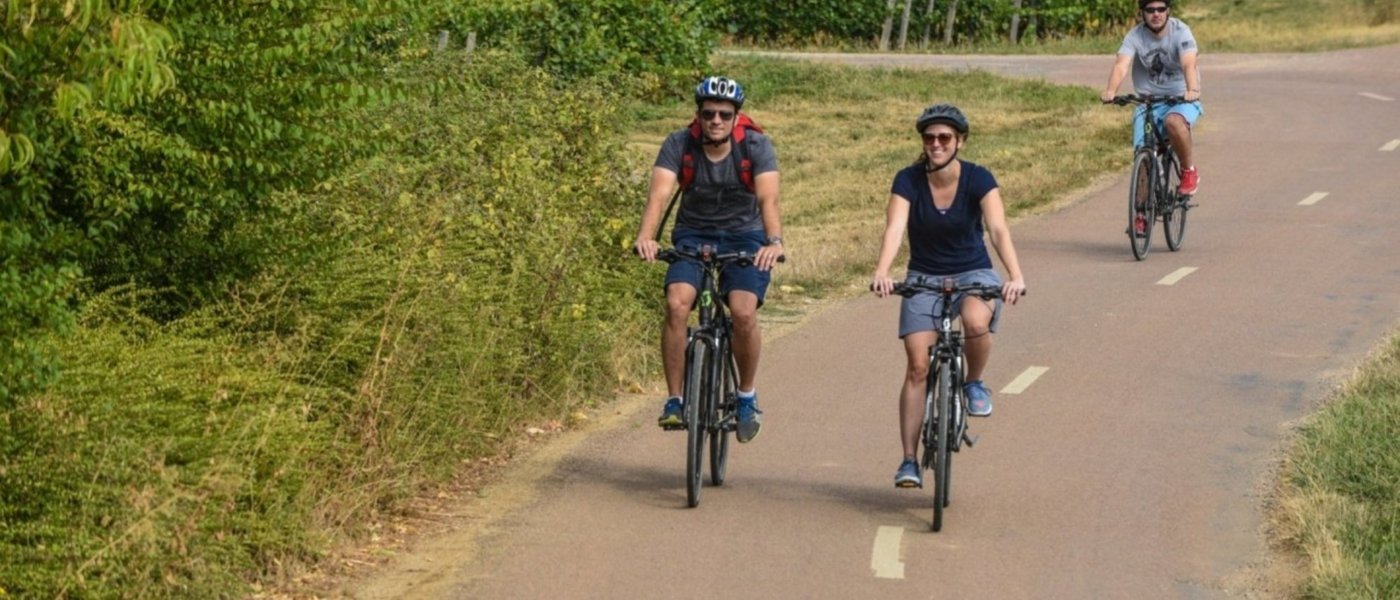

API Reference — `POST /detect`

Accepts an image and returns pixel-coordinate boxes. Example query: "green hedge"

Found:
[715,0,1144,45]
[0,50,653,599]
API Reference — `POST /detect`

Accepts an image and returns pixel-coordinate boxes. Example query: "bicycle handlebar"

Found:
[654,247,786,267]
[873,277,1018,300]
[1105,94,1189,106]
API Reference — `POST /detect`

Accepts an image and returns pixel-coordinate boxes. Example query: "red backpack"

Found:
[678,113,764,192]
[653,114,765,242]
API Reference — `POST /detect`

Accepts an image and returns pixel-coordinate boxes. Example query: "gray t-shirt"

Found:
[654,128,778,233]
[1118,17,1199,96]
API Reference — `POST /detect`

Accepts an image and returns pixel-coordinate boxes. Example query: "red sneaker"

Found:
[1133,214,1147,237]
[1179,167,1199,196]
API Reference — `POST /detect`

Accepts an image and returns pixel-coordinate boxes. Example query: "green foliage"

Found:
[712,0,890,43]
[448,0,715,97]
[714,0,1142,46]
[0,50,653,598]
[0,1,451,404]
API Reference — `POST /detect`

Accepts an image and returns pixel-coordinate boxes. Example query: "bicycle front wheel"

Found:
[1128,150,1155,261]
[684,341,708,508]
[1162,151,1187,251]
[930,362,954,532]
[708,343,733,487]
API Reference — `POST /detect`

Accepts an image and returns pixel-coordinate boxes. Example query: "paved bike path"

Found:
[342,45,1400,599]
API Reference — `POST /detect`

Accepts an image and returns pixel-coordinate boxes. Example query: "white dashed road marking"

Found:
[1359,92,1395,102]
[1157,267,1198,286]
[871,526,906,579]
[1001,366,1049,395]
[1299,192,1329,206]
[1381,139,1400,152]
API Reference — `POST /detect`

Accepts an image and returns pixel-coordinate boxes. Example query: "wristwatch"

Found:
[766,236,783,246]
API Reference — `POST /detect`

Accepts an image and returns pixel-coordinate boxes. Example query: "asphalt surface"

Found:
[341,46,1400,599]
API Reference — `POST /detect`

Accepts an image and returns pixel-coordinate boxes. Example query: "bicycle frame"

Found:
[1111,94,1190,258]
[686,251,737,438]
[657,245,769,507]
[891,277,1002,531]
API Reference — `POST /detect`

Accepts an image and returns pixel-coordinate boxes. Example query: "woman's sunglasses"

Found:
[921,132,957,146]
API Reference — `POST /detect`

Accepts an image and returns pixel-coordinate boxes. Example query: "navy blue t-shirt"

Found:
[890,160,998,275]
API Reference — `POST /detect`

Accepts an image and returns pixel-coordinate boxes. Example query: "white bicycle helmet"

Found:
[695,76,746,109]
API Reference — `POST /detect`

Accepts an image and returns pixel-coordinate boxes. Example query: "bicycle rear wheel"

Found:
[708,343,733,486]
[1162,151,1188,251]
[1128,150,1155,261]
[684,341,708,508]
[930,361,954,532]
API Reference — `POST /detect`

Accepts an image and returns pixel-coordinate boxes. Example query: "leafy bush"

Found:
[0,50,653,598]
[446,0,716,97]
[713,0,1144,45]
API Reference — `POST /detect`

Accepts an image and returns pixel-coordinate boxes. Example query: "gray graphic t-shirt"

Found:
[1118,17,1199,96]
[655,128,778,232]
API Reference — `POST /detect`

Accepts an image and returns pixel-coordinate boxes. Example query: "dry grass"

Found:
[628,55,1126,301]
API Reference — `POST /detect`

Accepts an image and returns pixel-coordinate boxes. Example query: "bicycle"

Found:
[1107,94,1194,260]
[889,277,1006,532]
[655,246,782,508]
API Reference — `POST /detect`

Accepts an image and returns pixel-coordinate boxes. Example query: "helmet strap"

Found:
[925,148,960,173]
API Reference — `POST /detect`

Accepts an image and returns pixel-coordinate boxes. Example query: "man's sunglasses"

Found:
[1142,5,1169,14]
[921,132,957,146]
[700,109,736,122]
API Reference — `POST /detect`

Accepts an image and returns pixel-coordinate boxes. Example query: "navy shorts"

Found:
[665,229,772,306]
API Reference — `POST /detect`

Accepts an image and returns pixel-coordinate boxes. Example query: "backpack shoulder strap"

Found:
[680,114,765,192]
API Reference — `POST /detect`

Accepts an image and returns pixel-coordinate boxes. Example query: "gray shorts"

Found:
[898,268,1003,338]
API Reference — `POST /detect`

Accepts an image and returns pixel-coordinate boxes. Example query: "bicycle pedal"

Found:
[660,423,686,431]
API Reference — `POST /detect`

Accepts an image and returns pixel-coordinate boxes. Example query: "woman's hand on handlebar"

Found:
[634,237,660,262]
[870,272,897,298]
[1002,279,1027,305]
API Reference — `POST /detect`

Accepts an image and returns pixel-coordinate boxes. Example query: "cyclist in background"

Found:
[634,76,784,444]
[870,104,1026,489]
[1101,0,1203,202]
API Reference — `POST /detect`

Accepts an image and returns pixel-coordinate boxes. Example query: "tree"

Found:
[942,0,960,44]
[922,0,938,48]
[897,0,915,50]
[880,0,899,50]
[1011,0,1024,43]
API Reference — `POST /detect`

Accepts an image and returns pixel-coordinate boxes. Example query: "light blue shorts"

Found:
[1134,101,1202,148]
[898,269,1003,338]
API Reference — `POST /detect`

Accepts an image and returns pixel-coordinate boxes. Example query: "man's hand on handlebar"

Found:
[755,243,784,272]
[634,238,660,262]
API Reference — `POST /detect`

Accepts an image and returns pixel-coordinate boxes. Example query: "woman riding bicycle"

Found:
[870,104,1027,489]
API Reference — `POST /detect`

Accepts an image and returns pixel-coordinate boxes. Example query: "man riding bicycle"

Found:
[1101,0,1202,204]
[634,76,784,444]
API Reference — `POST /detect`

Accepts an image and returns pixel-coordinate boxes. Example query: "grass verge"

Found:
[630,54,1127,303]
[1273,329,1400,598]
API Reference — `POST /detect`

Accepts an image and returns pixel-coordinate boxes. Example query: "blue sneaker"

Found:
[895,458,921,488]
[965,380,992,417]
[657,397,684,428]
[735,393,762,443]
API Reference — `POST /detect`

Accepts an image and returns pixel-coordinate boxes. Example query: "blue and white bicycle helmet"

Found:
[695,76,746,109]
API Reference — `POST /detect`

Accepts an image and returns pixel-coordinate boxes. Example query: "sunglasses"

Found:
[1142,6,1169,14]
[921,132,957,146]
[700,109,736,122]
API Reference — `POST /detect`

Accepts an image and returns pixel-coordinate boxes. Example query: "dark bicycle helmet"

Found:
[1139,0,1171,8]
[695,76,745,109]
[914,103,970,135]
